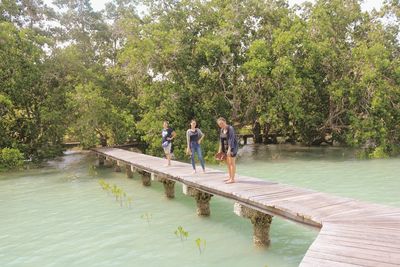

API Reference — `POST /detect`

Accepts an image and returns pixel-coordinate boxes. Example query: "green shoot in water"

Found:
[127,197,133,208]
[174,226,189,241]
[195,238,206,255]
[98,180,133,208]
[99,179,110,191]
[141,212,153,225]
[88,165,98,177]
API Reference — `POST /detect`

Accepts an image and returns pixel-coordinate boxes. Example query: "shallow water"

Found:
[1,145,399,267]
[235,144,400,207]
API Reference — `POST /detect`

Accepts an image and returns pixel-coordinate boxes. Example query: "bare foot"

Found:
[223,178,230,182]
[224,179,235,184]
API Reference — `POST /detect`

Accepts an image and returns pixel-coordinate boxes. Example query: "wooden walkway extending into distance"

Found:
[92,147,400,267]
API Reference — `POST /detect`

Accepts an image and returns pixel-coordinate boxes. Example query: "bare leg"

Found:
[224,157,231,181]
[164,144,172,166]
[166,153,171,166]
[225,156,236,184]
[230,156,236,181]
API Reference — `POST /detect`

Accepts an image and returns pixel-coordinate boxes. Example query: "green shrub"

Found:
[0,148,24,169]
[369,146,389,159]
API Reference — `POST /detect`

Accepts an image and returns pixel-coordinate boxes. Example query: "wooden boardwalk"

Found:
[92,147,400,267]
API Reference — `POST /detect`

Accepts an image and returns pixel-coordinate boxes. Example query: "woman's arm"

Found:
[197,128,205,144]
[186,130,190,147]
[186,130,191,154]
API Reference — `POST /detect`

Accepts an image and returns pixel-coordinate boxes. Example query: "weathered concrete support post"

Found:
[125,164,134,178]
[162,179,175,198]
[138,170,151,186]
[104,157,113,168]
[195,191,213,216]
[98,155,105,166]
[234,202,273,246]
[114,160,122,172]
[151,174,175,198]
[183,184,213,216]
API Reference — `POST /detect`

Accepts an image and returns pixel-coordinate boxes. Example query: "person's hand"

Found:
[227,148,231,156]
[167,137,172,141]
[186,147,191,155]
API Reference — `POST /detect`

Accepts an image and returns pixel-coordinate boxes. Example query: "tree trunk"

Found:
[263,123,271,144]
[253,120,262,144]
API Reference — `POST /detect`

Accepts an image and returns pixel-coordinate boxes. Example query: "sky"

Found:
[45,0,385,13]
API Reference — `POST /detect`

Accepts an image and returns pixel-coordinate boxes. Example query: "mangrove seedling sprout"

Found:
[174,226,189,242]
[195,238,206,255]
[141,212,152,225]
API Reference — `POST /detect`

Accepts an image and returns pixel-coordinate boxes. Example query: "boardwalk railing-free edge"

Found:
[93,147,400,267]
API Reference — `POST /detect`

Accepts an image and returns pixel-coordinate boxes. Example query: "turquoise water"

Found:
[235,144,400,207]
[1,145,399,267]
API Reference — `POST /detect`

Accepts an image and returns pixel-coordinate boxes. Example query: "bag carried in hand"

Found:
[215,152,227,161]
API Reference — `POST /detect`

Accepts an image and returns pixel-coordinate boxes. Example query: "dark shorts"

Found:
[222,147,237,158]
[228,151,237,158]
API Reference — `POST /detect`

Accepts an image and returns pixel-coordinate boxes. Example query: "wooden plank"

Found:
[317,234,400,253]
[250,190,317,203]
[302,250,398,267]
[232,184,302,198]
[300,256,361,267]
[199,178,275,191]
[319,225,400,245]
[308,242,400,264]
[320,202,396,221]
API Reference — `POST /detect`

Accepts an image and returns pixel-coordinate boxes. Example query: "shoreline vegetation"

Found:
[0,140,394,173]
[1,0,399,172]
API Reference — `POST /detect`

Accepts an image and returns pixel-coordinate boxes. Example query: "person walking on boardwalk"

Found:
[217,117,238,184]
[161,121,176,166]
[186,119,206,173]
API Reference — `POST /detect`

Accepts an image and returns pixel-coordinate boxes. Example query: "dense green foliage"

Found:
[0,148,24,170]
[0,0,399,164]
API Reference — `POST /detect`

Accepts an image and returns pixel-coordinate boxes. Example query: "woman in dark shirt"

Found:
[217,117,238,183]
[161,121,176,166]
[186,119,205,173]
